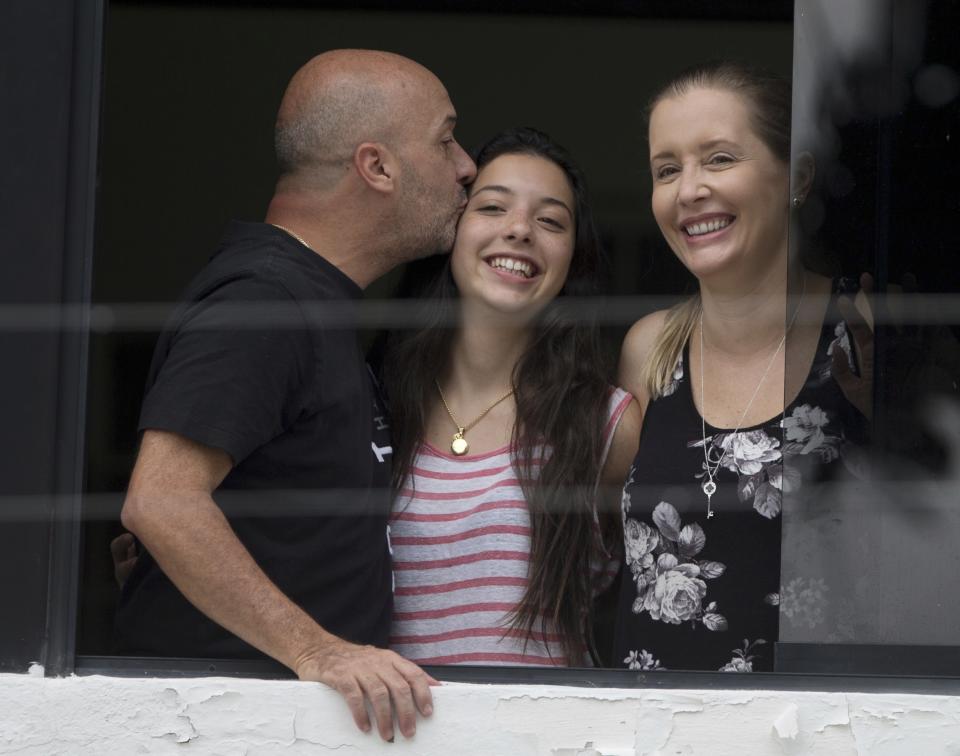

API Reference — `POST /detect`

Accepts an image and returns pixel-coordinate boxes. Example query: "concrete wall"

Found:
[3,671,960,754]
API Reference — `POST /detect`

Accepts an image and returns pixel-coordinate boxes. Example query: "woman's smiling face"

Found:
[451,152,575,319]
[648,86,791,283]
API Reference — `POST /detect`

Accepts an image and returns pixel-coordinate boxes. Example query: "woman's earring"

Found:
[792,196,802,208]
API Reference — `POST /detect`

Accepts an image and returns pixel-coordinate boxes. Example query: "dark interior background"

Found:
[79,1,794,656]
[78,0,960,671]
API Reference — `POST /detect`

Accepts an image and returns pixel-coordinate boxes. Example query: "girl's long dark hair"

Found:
[383,127,613,663]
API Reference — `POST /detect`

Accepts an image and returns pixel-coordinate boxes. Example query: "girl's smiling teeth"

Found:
[487,256,536,278]
[683,216,734,236]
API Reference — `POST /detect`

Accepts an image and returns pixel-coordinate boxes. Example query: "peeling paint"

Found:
[552,741,635,756]
[1,674,960,755]
[773,703,799,740]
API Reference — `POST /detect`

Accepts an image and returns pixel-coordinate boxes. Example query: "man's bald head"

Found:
[274,49,444,186]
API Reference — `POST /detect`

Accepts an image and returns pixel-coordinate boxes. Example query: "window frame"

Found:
[5,0,958,693]
[0,0,103,676]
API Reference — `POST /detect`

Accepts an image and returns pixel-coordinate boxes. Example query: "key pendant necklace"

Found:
[435,380,514,456]
[699,318,784,519]
[698,274,806,518]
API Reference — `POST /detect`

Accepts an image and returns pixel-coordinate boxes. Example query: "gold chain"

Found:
[435,379,514,456]
[271,223,313,251]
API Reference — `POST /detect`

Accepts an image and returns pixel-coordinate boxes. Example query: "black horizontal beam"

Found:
[110,0,794,22]
[78,654,960,696]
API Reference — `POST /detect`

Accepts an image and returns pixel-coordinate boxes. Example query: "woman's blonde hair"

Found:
[639,295,701,399]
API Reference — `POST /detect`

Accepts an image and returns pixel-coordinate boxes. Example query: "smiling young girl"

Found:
[384,128,640,666]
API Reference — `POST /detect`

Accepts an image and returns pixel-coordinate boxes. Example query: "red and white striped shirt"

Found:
[389,388,631,666]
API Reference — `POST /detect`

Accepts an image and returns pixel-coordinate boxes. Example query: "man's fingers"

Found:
[409,675,434,717]
[336,678,373,735]
[110,532,139,586]
[110,532,135,561]
[383,670,418,739]
[302,645,433,741]
[394,657,435,716]
[358,675,396,742]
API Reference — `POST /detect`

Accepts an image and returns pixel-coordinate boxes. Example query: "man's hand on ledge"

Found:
[294,638,437,742]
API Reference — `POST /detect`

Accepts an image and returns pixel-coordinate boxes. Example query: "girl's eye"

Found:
[539,217,565,229]
[477,204,504,212]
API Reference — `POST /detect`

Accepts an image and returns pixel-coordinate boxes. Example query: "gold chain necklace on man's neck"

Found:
[435,380,515,456]
[271,223,313,252]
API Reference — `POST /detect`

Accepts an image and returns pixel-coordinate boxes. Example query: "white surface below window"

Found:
[2,672,959,754]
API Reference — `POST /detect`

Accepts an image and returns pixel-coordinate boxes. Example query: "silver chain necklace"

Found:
[698,274,806,519]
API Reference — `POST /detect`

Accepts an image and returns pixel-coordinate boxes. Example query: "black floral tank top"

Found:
[613,283,869,672]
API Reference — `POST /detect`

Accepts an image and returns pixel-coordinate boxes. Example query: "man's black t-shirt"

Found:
[114,221,394,659]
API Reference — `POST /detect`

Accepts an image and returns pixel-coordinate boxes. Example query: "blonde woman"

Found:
[614,62,871,673]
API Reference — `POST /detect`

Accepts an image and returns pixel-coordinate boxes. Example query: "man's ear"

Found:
[353,142,397,194]
[791,151,816,206]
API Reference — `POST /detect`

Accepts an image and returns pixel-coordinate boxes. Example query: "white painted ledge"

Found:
[3,672,960,755]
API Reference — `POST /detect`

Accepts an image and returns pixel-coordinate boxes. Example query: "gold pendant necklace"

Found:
[435,380,514,456]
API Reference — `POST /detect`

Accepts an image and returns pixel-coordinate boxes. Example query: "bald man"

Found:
[115,50,476,742]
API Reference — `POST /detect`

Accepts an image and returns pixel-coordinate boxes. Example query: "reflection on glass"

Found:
[780,0,960,674]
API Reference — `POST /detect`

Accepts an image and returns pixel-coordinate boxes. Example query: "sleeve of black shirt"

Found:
[138,275,316,464]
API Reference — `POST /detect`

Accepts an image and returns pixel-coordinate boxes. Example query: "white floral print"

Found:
[623,518,658,578]
[620,466,637,527]
[690,429,784,519]
[825,321,855,376]
[662,355,684,397]
[618,299,865,673]
[688,408,846,520]
[642,554,707,623]
[718,639,766,672]
[781,404,842,464]
[783,404,829,449]
[626,501,727,631]
[774,577,828,629]
[714,430,782,476]
[624,649,664,671]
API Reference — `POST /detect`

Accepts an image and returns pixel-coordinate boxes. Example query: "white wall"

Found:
[3,671,960,755]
